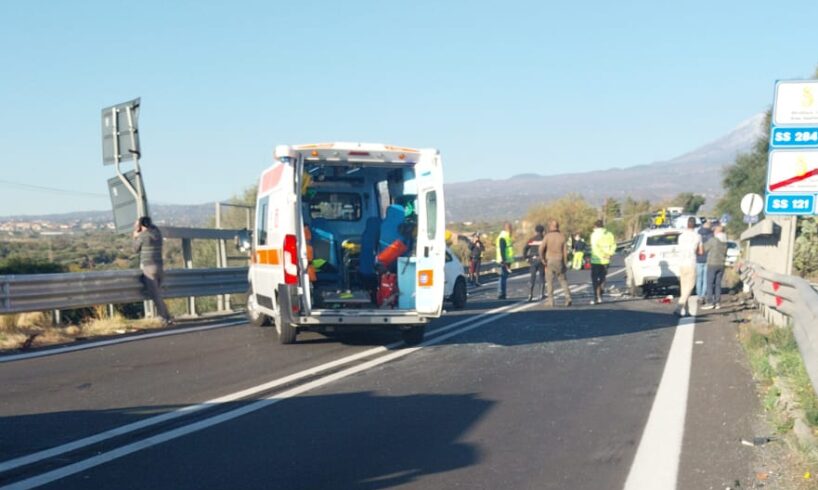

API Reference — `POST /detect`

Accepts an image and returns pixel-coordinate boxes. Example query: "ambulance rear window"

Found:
[309,192,362,221]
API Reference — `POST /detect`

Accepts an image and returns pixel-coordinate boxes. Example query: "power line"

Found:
[0,179,108,198]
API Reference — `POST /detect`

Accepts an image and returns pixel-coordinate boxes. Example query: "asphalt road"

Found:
[0,260,762,489]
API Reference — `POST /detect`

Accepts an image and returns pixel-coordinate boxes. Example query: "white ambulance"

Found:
[246,143,446,345]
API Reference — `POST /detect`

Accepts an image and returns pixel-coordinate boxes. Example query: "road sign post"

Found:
[102,98,149,227]
[766,81,818,215]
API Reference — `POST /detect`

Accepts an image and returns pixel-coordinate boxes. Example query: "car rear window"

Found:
[646,234,679,246]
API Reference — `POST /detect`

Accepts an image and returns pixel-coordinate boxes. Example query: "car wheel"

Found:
[246,289,271,327]
[452,278,467,310]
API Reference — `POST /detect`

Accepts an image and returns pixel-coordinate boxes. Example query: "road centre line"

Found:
[0,298,554,489]
[1,271,619,483]
[0,319,248,364]
[0,296,531,475]
[623,314,696,489]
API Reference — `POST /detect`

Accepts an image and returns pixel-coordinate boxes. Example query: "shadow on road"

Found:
[436,307,701,347]
[1,392,493,490]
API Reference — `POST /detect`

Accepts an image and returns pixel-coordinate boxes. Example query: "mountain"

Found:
[445,112,767,222]
[3,203,215,227]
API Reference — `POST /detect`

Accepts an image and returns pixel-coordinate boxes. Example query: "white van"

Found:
[246,143,446,345]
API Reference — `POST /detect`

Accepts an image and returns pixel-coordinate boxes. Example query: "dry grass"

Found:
[0,309,165,352]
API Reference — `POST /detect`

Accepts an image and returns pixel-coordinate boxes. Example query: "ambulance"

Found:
[246,143,446,345]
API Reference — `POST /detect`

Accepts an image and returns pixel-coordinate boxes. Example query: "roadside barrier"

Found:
[739,261,818,393]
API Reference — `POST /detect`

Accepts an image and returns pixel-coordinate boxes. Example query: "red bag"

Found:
[377,272,398,307]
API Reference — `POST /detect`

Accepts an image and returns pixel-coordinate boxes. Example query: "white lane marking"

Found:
[623,315,696,490]
[0,299,530,475]
[0,320,247,364]
[0,272,615,483]
[1,299,549,490]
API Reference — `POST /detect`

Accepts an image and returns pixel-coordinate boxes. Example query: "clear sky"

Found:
[2,0,818,216]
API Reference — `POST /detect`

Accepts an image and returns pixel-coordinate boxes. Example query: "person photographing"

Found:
[133,217,174,326]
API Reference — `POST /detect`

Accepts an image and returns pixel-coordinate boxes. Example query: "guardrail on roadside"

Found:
[0,268,248,315]
[0,253,527,317]
[739,261,818,394]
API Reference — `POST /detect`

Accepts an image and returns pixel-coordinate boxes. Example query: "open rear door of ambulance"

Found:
[414,150,446,318]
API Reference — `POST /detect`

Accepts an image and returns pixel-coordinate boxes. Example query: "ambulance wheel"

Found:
[629,284,644,298]
[274,311,298,344]
[452,278,467,310]
[401,325,425,345]
[246,290,270,327]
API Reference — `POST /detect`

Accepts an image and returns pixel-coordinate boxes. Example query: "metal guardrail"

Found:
[0,252,527,316]
[739,261,818,394]
[0,268,249,315]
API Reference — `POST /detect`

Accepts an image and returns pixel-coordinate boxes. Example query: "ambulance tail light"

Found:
[283,234,299,285]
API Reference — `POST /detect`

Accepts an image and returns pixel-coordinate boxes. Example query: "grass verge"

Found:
[0,307,163,352]
[738,318,818,451]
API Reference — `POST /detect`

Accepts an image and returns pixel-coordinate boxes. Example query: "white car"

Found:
[725,240,740,266]
[625,228,683,297]
[444,248,468,309]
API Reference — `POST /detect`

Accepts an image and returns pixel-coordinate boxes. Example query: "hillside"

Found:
[444,113,767,222]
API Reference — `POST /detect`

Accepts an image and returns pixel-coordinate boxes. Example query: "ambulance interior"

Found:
[301,162,420,310]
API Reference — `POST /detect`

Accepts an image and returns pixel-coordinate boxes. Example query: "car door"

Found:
[414,151,445,317]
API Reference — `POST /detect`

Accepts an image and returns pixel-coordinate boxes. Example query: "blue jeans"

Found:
[696,262,708,298]
[498,265,509,297]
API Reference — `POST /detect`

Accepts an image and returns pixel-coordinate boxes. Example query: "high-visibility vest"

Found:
[590,227,616,265]
[495,231,514,264]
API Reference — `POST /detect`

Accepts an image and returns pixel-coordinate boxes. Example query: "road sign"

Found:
[102,98,141,165]
[743,214,759,225]
[740,193,764,217]
[766,80,818,215]
[765,194,815,215]
[108,171,149,233]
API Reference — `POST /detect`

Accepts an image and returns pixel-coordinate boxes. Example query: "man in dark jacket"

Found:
[133,217,173,326]
[539,220,572,307]
[524,224,546,302]
[701,225,728,310]
[469,233,485,286]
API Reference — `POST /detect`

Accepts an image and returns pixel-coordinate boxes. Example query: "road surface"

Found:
[0,261,762,489]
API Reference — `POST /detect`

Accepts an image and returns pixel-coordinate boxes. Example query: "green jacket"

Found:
[590,227,616,265]
[495,231,514,264]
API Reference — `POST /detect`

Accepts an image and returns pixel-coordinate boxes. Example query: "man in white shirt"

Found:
[676,217,703,317]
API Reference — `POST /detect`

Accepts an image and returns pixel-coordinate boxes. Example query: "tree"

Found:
[716,111,771,236]
[672,192,706,214]
[525,194,598,239]
[794,217,818,278]
[621,197,653,238]
[602,197,621,221]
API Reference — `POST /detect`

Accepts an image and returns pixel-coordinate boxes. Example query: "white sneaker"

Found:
[714,303,721,310]
[701,304,715,310]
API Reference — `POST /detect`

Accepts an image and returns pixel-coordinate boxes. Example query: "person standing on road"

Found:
[696,220,713,304]
[676,216,703,317]
[469,233,485,286]
[571,233,586,270]
[495,223,514,300]
[701,225,728,310]
[589,220,616,305]
[539,220,572,307]
[133,217,174,326]
[524,224,546,302]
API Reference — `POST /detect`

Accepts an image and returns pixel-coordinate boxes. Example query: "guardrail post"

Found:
[53,309,61,325]
[182,238,196,317]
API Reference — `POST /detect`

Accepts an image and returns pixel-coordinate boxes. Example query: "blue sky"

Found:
[2,0,818,216]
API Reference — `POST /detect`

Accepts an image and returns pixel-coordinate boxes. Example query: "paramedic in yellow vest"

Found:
[589,219,616,304]
[496,223,514,300]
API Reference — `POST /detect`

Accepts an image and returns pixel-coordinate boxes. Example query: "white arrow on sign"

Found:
[740,193,764,217]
